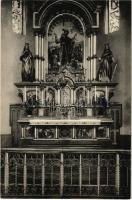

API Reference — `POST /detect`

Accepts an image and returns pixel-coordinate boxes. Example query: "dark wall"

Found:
[1,0,131,137]
[97,1,131,135]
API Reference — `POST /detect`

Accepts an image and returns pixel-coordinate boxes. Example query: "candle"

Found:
[36,86,37,101]
[107,127,110,138]
[55,126,58,139]
[105,86,108,106]
[58,89,60,104]
[41,90,44,105]
[72,126,75,139]
[95,86,97,102]
[24,86,27,102]
[34,127,37,139]
[87,89,90,105]
[93,126,96,139]
[22,127,24,138]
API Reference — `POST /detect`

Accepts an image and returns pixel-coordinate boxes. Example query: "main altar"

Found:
[1,0,130,198]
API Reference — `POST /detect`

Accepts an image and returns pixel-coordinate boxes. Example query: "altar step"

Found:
[19,137,112,147]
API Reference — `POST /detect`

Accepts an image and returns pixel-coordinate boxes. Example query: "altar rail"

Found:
[1,148,130,198]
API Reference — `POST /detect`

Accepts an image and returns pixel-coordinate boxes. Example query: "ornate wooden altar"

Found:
[1,0,130,199]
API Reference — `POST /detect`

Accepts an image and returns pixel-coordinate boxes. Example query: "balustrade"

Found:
[1,149,130,198]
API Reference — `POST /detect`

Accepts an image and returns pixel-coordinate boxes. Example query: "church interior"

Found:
[1,0,131,198]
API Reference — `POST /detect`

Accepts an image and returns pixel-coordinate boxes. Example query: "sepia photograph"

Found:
[0,0,131,199]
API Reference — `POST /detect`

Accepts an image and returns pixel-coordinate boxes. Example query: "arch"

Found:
[34,0,96,32]
[47,13,85,36]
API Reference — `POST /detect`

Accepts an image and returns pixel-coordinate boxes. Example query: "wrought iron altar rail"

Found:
[1,149,130,198]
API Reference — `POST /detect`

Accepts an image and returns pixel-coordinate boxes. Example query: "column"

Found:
[23,154,27,195]
[79,154,82,196]
[42,154,45,195]
[35,33,39,56]
[97,154,100,196]
[4,152,9,195]
[88,36,91,81]
[38,35,42,81]
[90,34,93,81]
[43,37,48,76]
[115,153,120,195]
[60,153,64,196]
[35,33,39,81]
[93,33,97,80]
[41,36,44,80]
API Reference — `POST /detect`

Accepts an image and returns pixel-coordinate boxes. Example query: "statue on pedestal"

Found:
[97,43,117,82]
[20,43,35,82]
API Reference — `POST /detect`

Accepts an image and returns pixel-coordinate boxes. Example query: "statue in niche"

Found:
[25,91,39,115]
[96,44,117,82]
[20,43,35,82]
[54,29,77,66]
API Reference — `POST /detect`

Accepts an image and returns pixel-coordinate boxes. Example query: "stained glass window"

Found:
[12,0,26,34]
[109,0,120,33]
[104,0,120,34]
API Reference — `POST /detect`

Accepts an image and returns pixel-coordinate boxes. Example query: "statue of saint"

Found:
[20,43,35,82]
[97,44,116,82]
[54,29,77,66]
